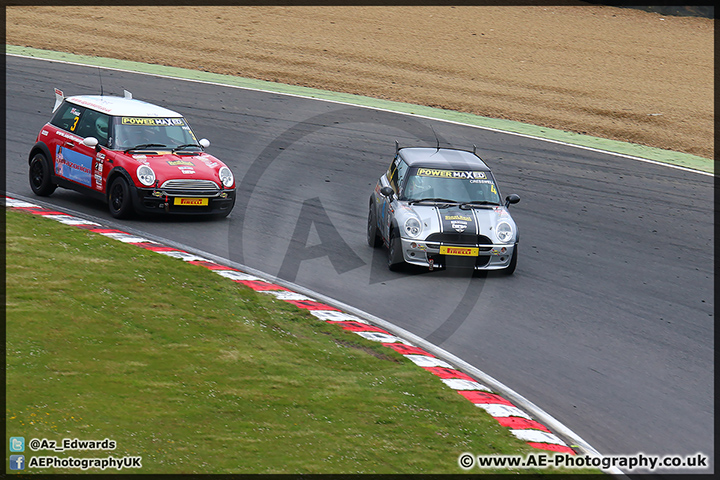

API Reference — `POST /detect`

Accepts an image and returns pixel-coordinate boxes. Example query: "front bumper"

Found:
[130,186,236,215]
[399,237,515,270]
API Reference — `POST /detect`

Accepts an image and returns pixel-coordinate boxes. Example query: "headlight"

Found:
[404,217,422,238]
[219,166,234,188]
[136,165,155,186]
[496,221,514,243]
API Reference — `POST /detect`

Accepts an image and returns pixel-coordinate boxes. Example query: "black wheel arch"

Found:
[105,167,135,199]
[28,141,53,165]
[386,219,400,246]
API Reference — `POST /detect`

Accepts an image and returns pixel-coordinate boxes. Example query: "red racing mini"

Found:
[28,89,236,218]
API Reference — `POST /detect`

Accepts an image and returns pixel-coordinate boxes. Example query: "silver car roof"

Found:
[398,147,491,171]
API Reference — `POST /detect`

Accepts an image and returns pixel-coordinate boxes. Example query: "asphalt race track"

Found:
[5,54,714,473]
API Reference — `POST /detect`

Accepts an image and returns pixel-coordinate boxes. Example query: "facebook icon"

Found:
[10,455,25,470]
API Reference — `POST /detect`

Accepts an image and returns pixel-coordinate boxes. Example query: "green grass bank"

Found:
[5,209,603,474]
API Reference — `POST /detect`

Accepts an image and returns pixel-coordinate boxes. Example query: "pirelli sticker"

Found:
[440,246,479,257]
[417,168,486,180]
[121,117,187,126]
[174,197,209,206]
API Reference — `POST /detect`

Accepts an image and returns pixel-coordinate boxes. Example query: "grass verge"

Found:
[5,209,601,474]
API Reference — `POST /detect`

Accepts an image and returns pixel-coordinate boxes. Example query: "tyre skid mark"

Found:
[5,196,577,456]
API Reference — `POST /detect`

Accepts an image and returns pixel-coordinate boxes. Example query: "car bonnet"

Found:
[404,203,515,240]
[126,151,225,181]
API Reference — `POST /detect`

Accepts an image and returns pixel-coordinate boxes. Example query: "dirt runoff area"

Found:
[6,4,714,161]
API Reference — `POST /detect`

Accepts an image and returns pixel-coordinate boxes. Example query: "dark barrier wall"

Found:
[583,3,713,18]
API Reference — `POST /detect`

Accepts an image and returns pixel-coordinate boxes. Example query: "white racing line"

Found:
[5,193,627,476]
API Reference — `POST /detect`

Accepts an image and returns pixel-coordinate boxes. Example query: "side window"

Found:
[50,102,85,134]
[388,156,409,192]
[388,157,409,193]
[396,158,409,185]
[75,109,110,146]
[387,156,399,190]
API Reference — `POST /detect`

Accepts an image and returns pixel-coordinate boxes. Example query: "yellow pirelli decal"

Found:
[440,246,479,256]
[174,197,209,206]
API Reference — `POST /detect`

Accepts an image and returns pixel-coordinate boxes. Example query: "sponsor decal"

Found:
[440,246,479,256]
[55,130,81,142]
[41,130,48,136]
[441,208,477,235]
[398,204,414,213]
[70,97,113,113]
[167,160,194,166]
[178,167,195,174]
[121,117,186,126]
[451,221,468,233]
[174,197,209,206]
[445,214,472,222]
[493,206,509,216]
[417,168,487,180]
[55,146,93,187]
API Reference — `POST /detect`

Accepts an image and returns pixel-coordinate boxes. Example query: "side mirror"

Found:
[380,186,395,198]
[82,137,99,148]
[199,138,210,148]
[505,194,520,207]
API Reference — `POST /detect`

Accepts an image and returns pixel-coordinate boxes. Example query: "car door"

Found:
[47,102,98,191]
[75,109,111,193]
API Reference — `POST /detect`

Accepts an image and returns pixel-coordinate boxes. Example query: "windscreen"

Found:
[402,167,501,204]
[111,117,199,150]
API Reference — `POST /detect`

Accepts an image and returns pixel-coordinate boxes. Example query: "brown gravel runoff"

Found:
[6,4,714,160]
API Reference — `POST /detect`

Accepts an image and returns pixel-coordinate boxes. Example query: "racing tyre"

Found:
[29,153,57,196]
[367,201,382,248]
[108,177,134,219]
[503,244,518,275]
[387,228,404,271]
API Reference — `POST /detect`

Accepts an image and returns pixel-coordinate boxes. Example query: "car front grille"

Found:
[427,253,491,268]
[159,179,220,196]
[425,233,494,250]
